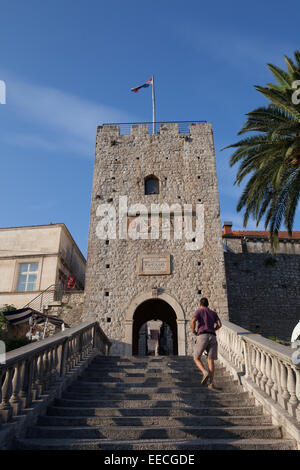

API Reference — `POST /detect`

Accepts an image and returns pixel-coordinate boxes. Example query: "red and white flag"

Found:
[131,77,153,93]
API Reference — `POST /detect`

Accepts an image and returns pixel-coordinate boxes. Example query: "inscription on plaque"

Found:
[138,254,171,275]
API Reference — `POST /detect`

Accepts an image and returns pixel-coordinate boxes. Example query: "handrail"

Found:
[0,321,111,424]
[220,319,294,363]
[217,320,300,423]
[22,283,62,312]
[100,121,208,135]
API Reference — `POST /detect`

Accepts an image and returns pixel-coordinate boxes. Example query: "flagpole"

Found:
[152,75,155,135]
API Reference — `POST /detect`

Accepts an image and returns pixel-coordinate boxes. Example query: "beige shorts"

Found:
[194,333,218,360]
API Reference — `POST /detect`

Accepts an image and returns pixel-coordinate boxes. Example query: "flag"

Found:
[131,77,153,93]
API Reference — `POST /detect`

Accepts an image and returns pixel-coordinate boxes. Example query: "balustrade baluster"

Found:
[48,348,54,387]
[242,340,249,377]
[255,348,263,387]
[66,339,72,373]
[30,355,38,401]
[43,349,50,391]
[270,356,279,403]
[83,331,87,358]
[68,338,73,371]
[19,359,29,410]
[0,367,14,423]
[51,346,58,384]
[48,347,54,386]
[250,345,258,383]
[71,338,75,369]
[59,340,68,377]
[265,354,273,395]
[287,366,298,417]
[259,351,267,392]
[10,361,23,416]
[75,336,80,366]
[35,353,44,397]
[53,345,59,382]
[278,361,290,410]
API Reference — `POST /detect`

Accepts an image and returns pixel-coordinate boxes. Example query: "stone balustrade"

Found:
[0,321,111,425]
[217,320,300,423]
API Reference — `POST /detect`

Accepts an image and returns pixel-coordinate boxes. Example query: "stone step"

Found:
[86,363,227,371]
[15,355,295,451]
[83,363,226,370]
[91,357,213,364]
[55,397,256,408]
[80,372,230,380]
[61,390,249,401]
[26,424,283,440]
[39,414,272,427]
[16,438,296,451]
[87,365,227,372]
[70,383,242,393]
[77,375,233,383]
[47,405,265,418]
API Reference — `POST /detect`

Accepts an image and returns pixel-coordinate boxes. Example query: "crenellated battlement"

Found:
[98,120,209,137]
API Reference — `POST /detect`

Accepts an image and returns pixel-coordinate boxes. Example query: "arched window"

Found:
[145,175,159,195]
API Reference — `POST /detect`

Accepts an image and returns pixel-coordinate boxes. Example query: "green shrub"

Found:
[0,305,16,337]
[5,337,33,352]
[268,336,290,346]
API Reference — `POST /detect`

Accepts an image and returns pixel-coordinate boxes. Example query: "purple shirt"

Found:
[193,307,220,336]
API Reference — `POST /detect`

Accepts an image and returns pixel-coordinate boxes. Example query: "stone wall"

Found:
[46,291,85,328]
[84,122,229,356]
[224,237,300,341]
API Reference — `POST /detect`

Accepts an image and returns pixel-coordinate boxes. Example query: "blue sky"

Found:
[0,0,299,257]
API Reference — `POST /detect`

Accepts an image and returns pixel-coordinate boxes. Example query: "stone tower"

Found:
[84,121,228,356]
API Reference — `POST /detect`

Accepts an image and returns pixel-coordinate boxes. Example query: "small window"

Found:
[17,263,38,292]
[145,175,159,195]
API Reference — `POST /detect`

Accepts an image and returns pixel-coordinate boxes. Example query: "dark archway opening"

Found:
[132,298,178,356]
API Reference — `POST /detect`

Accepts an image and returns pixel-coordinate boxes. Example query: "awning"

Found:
[2,308,69,327]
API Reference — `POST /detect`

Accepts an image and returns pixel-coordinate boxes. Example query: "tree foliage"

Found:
[225,51,300,249]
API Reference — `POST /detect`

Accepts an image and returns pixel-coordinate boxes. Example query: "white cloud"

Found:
[175,23,294,73]
[3,75,136,157]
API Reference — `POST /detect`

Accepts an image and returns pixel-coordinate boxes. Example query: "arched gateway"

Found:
[124,291,186,356]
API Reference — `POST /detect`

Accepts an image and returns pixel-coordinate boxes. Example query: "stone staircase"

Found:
[16,356,296,450]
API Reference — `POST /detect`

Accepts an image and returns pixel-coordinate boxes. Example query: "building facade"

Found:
[0,224,86,310]
[84,122,229,356]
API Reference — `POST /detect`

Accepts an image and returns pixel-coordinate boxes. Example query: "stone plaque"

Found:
[138,254,171,275]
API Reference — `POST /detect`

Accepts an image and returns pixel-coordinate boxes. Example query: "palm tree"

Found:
[225,51,300,249]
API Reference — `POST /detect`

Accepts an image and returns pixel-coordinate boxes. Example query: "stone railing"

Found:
[217,320,300,435]
[0,321,111,426]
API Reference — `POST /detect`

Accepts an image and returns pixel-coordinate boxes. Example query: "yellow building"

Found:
[0,224,86,310]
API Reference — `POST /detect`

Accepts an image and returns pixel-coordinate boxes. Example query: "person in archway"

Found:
[191,297,222,389]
